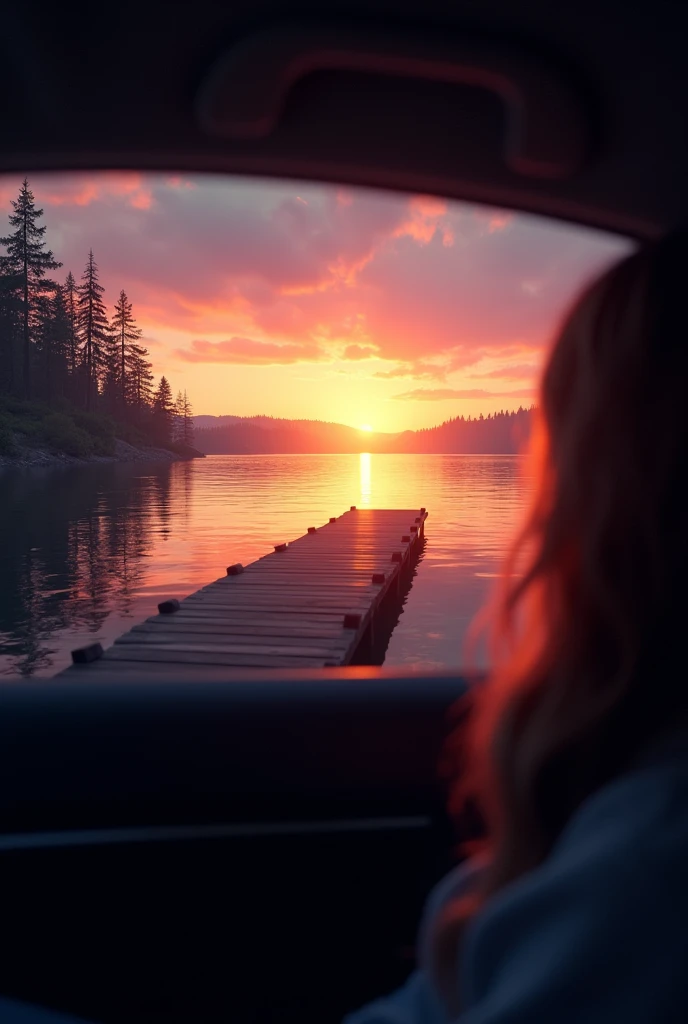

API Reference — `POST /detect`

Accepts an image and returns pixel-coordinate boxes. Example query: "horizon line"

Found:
[193,405,537,433]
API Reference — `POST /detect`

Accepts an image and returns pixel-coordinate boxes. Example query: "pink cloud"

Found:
[470,362,543,381]
[393,387,536,401]
[488,213,514,233]
[55,179,407,310]
[174,336,326,365]
[129,191,153,210]
[166,176,197,190]
[393,194,453,247]
[31,172,153,211]
[0,173,632,388]
[471,208,515,234]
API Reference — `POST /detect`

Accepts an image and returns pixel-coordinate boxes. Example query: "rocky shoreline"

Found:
[0,436,196,469]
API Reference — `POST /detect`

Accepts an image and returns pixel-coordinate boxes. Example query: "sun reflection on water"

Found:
[359,451,372,506]
[0,453,532,677]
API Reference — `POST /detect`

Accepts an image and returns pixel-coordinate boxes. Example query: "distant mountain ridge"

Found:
[193,408,534,455]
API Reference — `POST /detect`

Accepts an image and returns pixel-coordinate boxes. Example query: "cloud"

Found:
[392,195,454,247]
[488,212,514,233]
[354,215,630,366]
[469,362,543,381]
[29,172,153,210]
[373,360,447,381]
[392,387,536,401]
[342,344,378,360]
[165,176,197,191]
[31,175,415,318]
[140,333,164,350]
[1,172,632,387]
[174,336,325,365]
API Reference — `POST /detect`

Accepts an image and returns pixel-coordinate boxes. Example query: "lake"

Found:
[0,454,532,678]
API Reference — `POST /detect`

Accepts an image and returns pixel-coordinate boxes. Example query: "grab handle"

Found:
[196,23,589,179]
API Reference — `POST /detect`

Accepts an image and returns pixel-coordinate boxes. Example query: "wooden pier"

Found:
[62,507,428,677]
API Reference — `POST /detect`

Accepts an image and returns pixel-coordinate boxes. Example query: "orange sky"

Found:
[0,172,632,432]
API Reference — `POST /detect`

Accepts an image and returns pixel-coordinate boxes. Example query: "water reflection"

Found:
[0,455,531,677]
[359,452,371,507]
[0,464,172,676]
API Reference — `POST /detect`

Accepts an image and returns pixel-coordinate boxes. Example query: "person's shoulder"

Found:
[462,750,688,1005]
[344,748,688,1024]
[559,743,688,867]
[454,752,688,1019]
[521,747,688,905]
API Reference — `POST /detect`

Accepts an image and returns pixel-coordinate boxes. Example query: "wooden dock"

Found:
[62,507,428,677]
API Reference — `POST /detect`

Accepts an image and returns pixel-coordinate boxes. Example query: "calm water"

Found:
[0,455,532,677]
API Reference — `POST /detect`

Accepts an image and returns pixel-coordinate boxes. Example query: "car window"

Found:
[0,173,633,677]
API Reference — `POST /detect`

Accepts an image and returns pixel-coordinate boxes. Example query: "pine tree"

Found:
[182,391,194,447]
[0,180,62,398]
[0,180,198,456]
[37,284,70,401]
[152,375,174,446]
[100,326,121,415]
[77,249,109,410]
[111,289,142,415]
[0,268,22,394]
[128,343,155,422]
[63,271,79,376]
[173,390,185,443]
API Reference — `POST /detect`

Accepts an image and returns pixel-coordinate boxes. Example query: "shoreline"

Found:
[0,437,197,469]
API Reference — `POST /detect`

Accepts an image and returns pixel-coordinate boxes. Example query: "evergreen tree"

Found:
[0,180,61,398]
[0,178,197,459]
[37,284,70,401]
[152,375,174,445]
[0,268,22,394]
[111,289,142,414]
[173,390,185,443]
[100,326,121,415]
[128,343,155,423]
[63,271,79,376]
[182,391,194,446]
[77,249,109,410]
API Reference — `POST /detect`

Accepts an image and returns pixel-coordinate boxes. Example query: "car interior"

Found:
[0,1,686,1021]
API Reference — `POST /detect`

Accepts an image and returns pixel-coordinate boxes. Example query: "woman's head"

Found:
[435,230,688,990]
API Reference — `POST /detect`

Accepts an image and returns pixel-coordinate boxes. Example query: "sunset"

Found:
[1,171,632,680]
[2,2,685,1015]
[0,172,629,432]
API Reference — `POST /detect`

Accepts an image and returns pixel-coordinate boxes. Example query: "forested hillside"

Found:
[194,407,534,454]
[0,180,194,458]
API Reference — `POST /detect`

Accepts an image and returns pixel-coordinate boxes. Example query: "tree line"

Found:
[400,407,533,454]
[0,179,193,450]
[195,407,534,454]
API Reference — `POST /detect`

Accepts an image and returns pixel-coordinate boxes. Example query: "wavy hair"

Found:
[433,229,688,1011]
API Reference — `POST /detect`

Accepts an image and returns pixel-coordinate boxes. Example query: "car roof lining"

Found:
[1,3,686,240]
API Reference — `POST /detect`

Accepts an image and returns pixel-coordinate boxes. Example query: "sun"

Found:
[359,424,373,432]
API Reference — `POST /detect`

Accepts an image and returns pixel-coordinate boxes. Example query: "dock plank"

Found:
[130,622,350,639]
[101,648,333,668]
[60,508,427,677]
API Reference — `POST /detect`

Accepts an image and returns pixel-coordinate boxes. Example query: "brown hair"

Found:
[434,229,688,1010]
